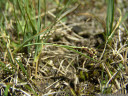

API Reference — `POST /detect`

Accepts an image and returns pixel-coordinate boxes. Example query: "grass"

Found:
[0,0,128,96]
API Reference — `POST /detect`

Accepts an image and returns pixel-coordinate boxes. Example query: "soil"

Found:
[1,0,128,96]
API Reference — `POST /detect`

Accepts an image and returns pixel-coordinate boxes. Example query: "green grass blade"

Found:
[0,61,11,72]
[119,12,128,26]
[24,43,98,62]
[123,24,128,34]
[25,84,38,96]
[34,0,41,58]
[12,25,51,54]
[4,84,11,96]
[107,8,122,41]
[7,48,17,70]
[106,0,114,37]
[15,59,28,77]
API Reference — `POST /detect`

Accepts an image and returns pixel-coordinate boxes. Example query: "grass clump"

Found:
[1,0,128,96]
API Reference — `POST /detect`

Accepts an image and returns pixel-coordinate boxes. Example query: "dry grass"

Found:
[0,0,128,96]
